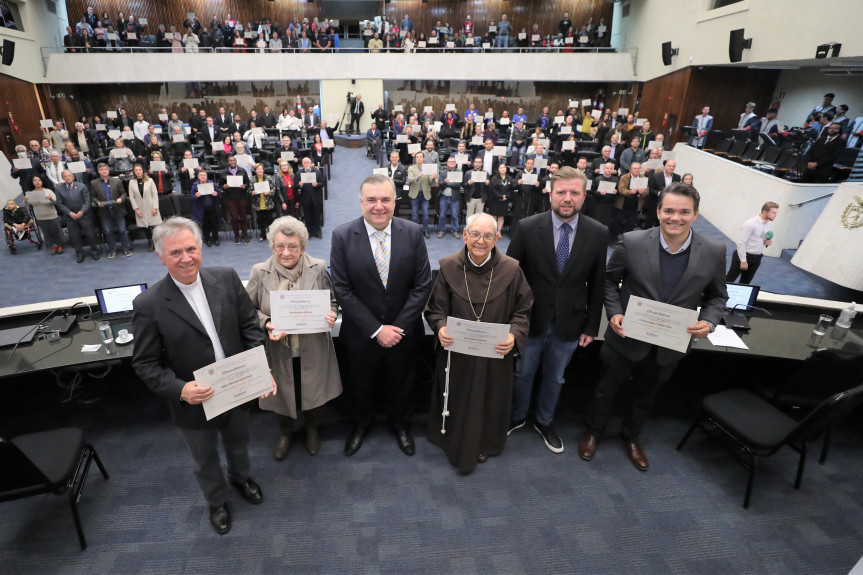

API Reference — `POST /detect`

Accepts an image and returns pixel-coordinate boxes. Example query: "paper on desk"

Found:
[81,344,102,353]
[707,325,749,349]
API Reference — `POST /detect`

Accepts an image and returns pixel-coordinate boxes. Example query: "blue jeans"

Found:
[100,208,131,251]
[494,35,509,48]
[438,194,460,232]
[411,195,429,231]
[512,322,581,426]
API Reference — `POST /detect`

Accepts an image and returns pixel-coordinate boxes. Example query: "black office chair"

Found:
[0,427,109,549]
[677,382,863,508]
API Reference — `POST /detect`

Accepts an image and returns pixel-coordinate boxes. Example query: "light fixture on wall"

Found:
[815,43,842,59]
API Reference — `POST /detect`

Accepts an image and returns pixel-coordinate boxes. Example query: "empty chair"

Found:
[832,147,860,182]
[677,382,863,508]
[710,138,733,157]
[755,148,794,175]
[739,142,762,164]
[0,427,109,549]
[722,139,748,160]
[750,145,780,168]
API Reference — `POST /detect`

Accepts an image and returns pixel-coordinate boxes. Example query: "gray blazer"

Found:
[603,227,728,365]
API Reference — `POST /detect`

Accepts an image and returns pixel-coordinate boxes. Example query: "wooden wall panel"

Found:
[0,74,46,159]
[637,67,692,144]
[383,1,612,40]
[65,0,612,37]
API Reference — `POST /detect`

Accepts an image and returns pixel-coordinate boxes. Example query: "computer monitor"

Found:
[725,283,760,311]
[94,283,148,318]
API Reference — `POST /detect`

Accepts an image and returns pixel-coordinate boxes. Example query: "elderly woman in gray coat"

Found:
[245,216,342,459]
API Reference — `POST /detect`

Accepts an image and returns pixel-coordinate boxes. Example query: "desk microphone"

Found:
[731,303,773,317]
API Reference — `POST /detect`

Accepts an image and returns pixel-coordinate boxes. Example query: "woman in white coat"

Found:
[128,163,162,251]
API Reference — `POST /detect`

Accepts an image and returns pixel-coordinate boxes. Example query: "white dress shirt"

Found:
[363,218,392,338]
[172,273,226,361]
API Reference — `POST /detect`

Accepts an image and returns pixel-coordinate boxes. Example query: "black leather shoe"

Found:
[76,254,85,263]
[230,477,263,504]
[210,504,231,535]
[477,453,488,464]
[344,424,369,457]
[392,423,415,456]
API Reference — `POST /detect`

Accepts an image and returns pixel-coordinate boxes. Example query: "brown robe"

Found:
[425,247,533,473]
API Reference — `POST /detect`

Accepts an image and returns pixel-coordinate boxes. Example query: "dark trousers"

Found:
[201,204,220,242]
[36,218,63,248]
[100,209,131,251]
[611,207,638,236]
[349,113,362,133]
[177,408,250,506]
[345,344,415,426]
[63,213,98,257]
[726,251,762,284]
[256,208,274,239]
[225,197,249,239]
[303,202,322,235]
[585,344,680,441]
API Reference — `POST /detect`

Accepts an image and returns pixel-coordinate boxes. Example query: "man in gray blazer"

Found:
[579,183,727,471]
[54,169,99,263]
[132,217,273,535]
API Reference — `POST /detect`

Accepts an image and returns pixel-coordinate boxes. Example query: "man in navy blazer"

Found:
[507,167,608,454]
[132,217,272,535]
[330,174,432,457]
[579,183,727,472]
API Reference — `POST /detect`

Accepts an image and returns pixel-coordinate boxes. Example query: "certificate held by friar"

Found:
[623,296,699,353]
[197,345,272,420]
[446,316,511,359]
[270,290,331,334]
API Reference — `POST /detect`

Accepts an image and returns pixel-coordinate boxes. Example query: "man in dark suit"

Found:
[199,117,219,151]
[579,183,727,471]
[507,167,608,453]
[90,163,132,258]
[349,94,365,134]
[215,107,232,136]
[370,104,388,129]
[802,122,845,183]
[645,159,679,229]
[301,109,319,130]
[330,174,432,457]
[112,108,134,130]
[293,156,325,238]
[54,169,99,263]
[132,218,272,535]
[259,106,276,129]
[227,114,246,137]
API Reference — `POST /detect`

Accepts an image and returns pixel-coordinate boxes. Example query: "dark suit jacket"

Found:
[803,135,845,176]
[132,267,265,429]
[603,227,728,365]
[215,114,231,133]
[293,168,324,206]
[199,125,219,149]
[10,158,47,193]
[646,171,681,213]
[508,212,608,340]
[351,100,365,117]
[89,177,128,218]
[227,121,247,135]
[302,113,319,128]
[386,162,408,189]
[607,144,625,166]
[330,216,432,352]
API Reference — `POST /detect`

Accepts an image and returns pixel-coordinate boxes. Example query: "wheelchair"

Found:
[5,224,43,255]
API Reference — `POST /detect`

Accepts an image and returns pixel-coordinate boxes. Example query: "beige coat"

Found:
[128,178,162,227]
[245,253,342,418]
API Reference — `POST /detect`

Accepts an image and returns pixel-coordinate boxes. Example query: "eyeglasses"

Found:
[466,231,496,242]
[273,244,302,254]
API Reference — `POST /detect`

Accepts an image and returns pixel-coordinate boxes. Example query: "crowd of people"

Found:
[61,7,611,53]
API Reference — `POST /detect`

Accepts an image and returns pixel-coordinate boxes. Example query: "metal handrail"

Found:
[789,193,834,207]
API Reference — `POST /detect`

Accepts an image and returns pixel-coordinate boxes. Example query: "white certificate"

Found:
[534,158,548,170]
[107,111,118,119]
[107,33,117,41]
[396,134,408,143]
[489,25,497,33]
[394,105,404,112]
[139,18,148,25]
[150,161,167,172]
[446,317,510,359]
[518,33,527,40]
[227,175,244,187]
[127,32,137,40]
[418,41,426,48]
[582,98,592,107]
[597,180,618,194]
[499,118,510,125]
[559,126,572,135]
[196,183,214,195]
[446,41,455,48]
[300,172,317,184]
[107,129,121,140]
[172,134,185,142]
[197,346,272,421]
[373,167,389,176]
[455,153,470,166]
[568,100,579,109]
[645,159,664,170]
[40,119,54,128]
[562,140,575,151]
[579,36,589,44]
[211,142,222,153]
[122,132,134,140]
[253,181,270,195]
[622,296,699,354]
[159,113,168,121]
[407,143,421,155]
[661,151,675,161]
[428,37,438,44]
[270,290,331,334]
[648,140,662,150]
[109,149,126,158]
[493,146,507,157]
[421,163,437,176]
[471,136,483,146]
[183,158,199,170]
[446,171,463,184]
[281,151,295,161]
[424,106,433,113]
[96,123,107,131]
[470,171,487,183]
[554,116,565,125]
[565,37,573,45]
[531,34,540,42]
[445,104,456,111]
[630,177,649,189]
[485,112,494,119]
[617,108,629,117]
[13,158,32,170]
[67,161,86,174]
[521,173,538,185]
[591,109,602,119]
[235,154,253,166]
[153,126,163,134]
[538,138,550,148]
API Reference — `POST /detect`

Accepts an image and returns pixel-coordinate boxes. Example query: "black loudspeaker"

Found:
[729,28,751,63]
[661,41,678,66]
[1,39,14,66]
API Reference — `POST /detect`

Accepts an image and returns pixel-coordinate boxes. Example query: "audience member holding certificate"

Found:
[250,163,276,243]
[579,183,727,472]
[132,217,274,536]
[425,213,533,474]
[190,170,221,247]
[245,216,342,460]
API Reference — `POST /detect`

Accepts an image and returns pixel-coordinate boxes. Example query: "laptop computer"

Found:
[94,283,148,321]
[722,283,761,330]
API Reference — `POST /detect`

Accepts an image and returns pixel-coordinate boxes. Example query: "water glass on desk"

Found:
[807,314,833,348]
[98,321,115,354]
